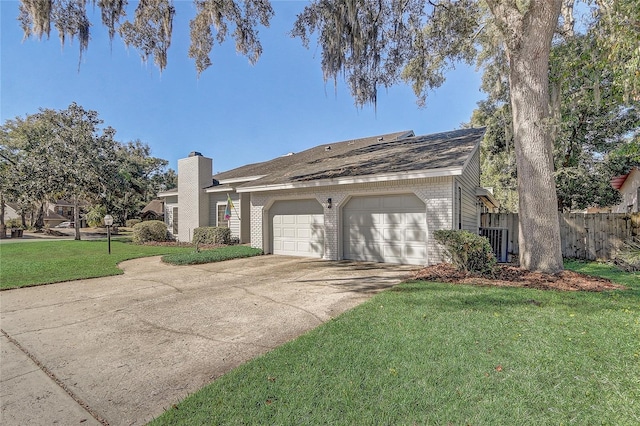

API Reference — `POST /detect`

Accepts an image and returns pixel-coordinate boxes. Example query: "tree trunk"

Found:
[0,192,4,226]
[35,202,45,229]
[74,194,81,240]
[506,1,564,273]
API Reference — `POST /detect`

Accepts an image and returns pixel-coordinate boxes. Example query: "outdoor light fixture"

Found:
[327,198,332,209]
[104,214,114,254]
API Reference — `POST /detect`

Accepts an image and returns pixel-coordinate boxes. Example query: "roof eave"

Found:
[205,185,236,193]
[476,187,500,209]
[215,175,268,185]
[236,167,463,193]
[158,189,179,197]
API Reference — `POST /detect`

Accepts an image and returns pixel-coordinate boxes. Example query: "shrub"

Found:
[86,204,107,227]
[126,219,141,228]
[613,239,640,272]
[6,218,24,229]
[132,220,170,244]
[434,229,497,275]
[193,227,231,246]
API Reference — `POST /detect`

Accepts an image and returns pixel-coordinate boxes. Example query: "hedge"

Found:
[193,227,231,245]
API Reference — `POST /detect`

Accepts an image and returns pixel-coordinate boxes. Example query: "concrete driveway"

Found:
[1,255,414,425]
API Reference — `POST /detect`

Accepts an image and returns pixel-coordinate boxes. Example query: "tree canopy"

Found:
[0,103,175,236]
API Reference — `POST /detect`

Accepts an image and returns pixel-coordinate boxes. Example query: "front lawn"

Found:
[0,239,192,289]
[151,262,639,425]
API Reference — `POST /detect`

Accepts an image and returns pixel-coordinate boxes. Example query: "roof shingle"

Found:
[213,128,485,188]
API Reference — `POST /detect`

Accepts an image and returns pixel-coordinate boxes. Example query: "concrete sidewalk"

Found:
[1,255,414,425]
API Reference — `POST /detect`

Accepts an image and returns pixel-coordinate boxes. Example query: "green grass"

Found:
[0,239,194,289]
[161,245,263,265]
[151,262,640,425]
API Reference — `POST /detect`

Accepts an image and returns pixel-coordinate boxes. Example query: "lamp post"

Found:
[104,214,113,254]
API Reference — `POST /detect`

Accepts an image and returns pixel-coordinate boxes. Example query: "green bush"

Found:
[193,227,231,245]
[6,218,24,229]
[132,220,170,244]
[86,204,107,227]
[434,229,497,275]
[126,219,141,228]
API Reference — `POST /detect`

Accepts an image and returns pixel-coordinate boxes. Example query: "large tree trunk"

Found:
[491,0,564,273]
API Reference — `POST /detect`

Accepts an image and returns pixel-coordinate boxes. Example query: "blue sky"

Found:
[1,0,484,173]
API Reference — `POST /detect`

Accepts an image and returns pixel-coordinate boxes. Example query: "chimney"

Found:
[177,153,212,242]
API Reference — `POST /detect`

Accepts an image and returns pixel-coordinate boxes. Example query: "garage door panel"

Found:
[282,227,296,238]
[383,243,403,257]
[271,200,324,258]
[343,194,427,265]
[297,228,311,238]
[405,212,427,224]
[383,213,403,224]
[381,196,400,209]
[383,229,402,240]
[405,228,426,243]
[283,216,297,225]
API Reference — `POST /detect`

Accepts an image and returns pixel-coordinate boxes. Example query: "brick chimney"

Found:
[177,153,212,242]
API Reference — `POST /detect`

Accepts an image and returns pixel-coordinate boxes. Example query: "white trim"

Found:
[218,175,267,185]
[205,186,235,193]
[461,140,482,172]
[236,167,464,193]
[158,189,179,197]
[215,202,228,227]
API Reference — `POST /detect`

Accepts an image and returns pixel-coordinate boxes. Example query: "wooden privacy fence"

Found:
[480,213,640,261]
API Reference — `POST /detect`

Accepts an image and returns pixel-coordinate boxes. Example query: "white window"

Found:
[217,204,229,228]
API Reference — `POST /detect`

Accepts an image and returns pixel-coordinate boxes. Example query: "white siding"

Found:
[455,147,481,232]
[613,169,640,213]
[209,193,241,240]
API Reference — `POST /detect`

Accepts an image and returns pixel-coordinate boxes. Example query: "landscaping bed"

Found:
[413,262,626,291]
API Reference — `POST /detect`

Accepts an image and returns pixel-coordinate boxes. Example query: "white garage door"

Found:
[343,194,427,265]
[271,199,324,258]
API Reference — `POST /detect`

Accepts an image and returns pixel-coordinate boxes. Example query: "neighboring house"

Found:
[2,202,21,223]
[158,128,498,266]
[1,199,88,227]
[610,167,640,213]
[141,199,165,221]
[45,199,88,228]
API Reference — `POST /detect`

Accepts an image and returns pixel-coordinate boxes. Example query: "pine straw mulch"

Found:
[413,263,626,292]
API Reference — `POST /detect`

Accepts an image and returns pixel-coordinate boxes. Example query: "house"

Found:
[44,199,88,228]
[158,128,498,266]
[2,202,21,223]
[141,199,165,221]
[610,167,640,213]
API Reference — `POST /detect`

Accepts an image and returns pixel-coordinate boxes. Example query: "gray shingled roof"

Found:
[213,128,484,188]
